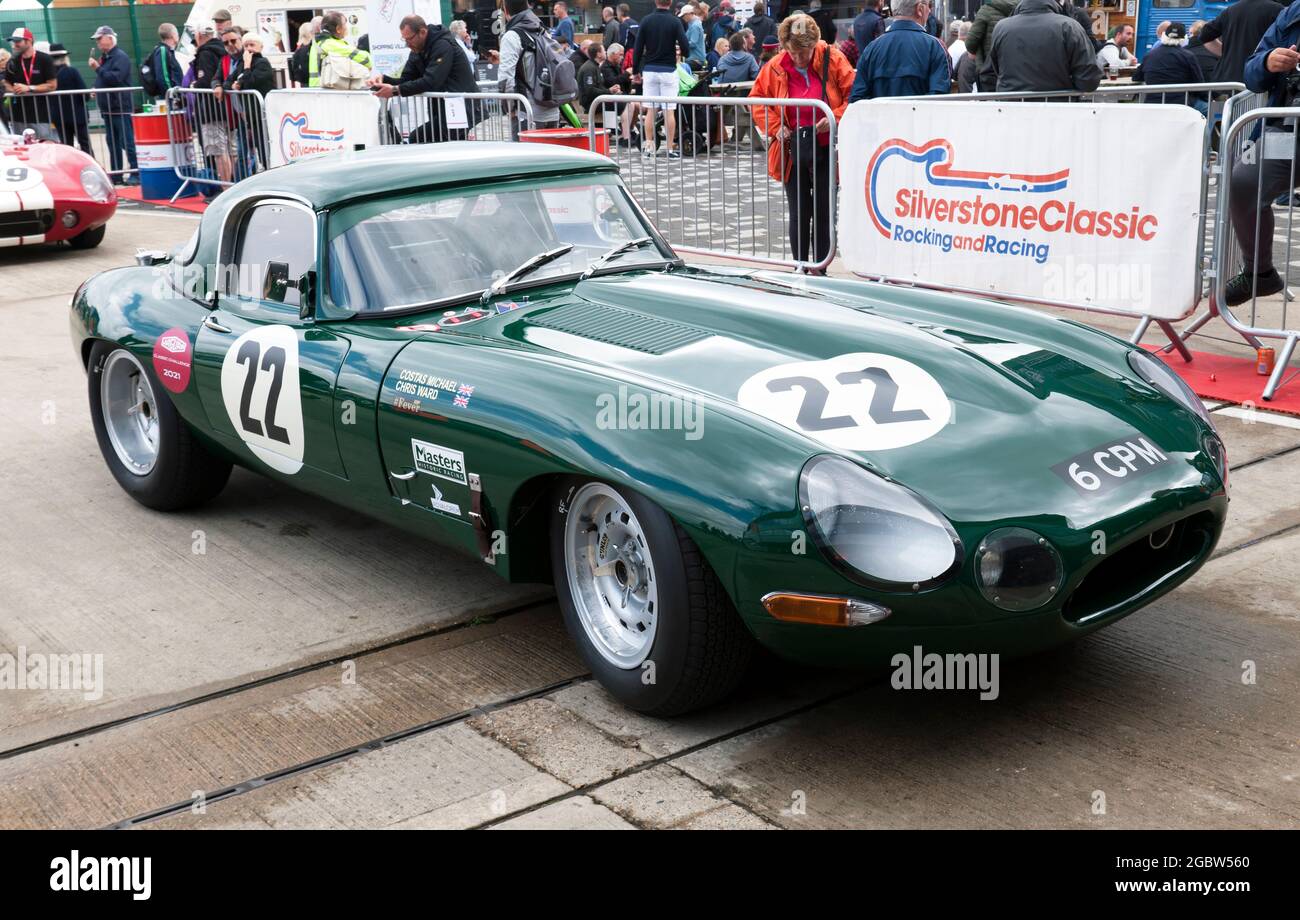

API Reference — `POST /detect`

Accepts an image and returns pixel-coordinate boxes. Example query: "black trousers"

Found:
[784,134,833,264]
[1230,130,1300,274]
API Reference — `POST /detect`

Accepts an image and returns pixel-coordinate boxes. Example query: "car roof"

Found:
[227,141,618,211]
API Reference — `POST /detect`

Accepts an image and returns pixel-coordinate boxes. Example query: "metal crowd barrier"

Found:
[586,93,838,272]
[2,86,147,183]
[380,90,536,143]
[164,86,270,201]
[1149,89,1272,359]
[1209,103,1300,400]
[909,82,1246,359]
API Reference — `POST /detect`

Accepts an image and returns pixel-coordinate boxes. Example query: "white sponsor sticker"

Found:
[737,352,950,451]
[412,439,467,485]
[219,325,305,475]
[430,482,462,517]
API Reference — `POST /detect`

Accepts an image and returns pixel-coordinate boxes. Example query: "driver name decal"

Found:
[219,325,305,475]
[737,353,950,451]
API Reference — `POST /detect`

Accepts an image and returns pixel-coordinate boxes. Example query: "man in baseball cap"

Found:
[3,26,58,137]
[90,24,138,183]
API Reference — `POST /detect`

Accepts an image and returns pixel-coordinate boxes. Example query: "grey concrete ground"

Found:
[0,203,1296,830]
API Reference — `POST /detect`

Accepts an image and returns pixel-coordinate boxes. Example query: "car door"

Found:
[192,196,351,481]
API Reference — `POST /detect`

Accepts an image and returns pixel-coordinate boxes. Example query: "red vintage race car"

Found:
[0,131,116,249]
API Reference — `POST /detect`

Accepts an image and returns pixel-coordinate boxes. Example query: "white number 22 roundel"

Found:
[220,325,305,475]
[737,352,950,451]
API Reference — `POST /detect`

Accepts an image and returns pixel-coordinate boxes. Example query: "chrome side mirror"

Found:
[135,249,169,266]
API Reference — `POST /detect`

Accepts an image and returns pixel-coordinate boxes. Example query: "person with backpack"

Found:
[852,0,886,52]
[370,15,478,142]
[499,0,573,133]
[141,23,184,102]
[308,11,371,88]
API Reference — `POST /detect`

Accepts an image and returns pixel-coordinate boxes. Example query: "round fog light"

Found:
[61,210,79,229]
[975,527,1064,612]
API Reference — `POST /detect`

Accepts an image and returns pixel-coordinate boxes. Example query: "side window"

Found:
[231,203,315,307]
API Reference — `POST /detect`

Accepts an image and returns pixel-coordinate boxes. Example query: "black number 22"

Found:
[235,340,291,444]
[766,367,929,432]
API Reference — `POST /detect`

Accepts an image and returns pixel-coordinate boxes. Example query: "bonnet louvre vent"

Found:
[529,303,710,355]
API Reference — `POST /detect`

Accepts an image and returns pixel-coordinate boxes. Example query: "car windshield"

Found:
[327,177,670,314]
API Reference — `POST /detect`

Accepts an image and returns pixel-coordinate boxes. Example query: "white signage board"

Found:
[838,99,1204,320]
[367,0,444,78]
[265,89,382,167]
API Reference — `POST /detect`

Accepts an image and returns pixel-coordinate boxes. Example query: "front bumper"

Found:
[737,494,1227,668]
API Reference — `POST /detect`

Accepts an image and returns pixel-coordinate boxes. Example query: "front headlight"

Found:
[1128,350,1215,428]
[800,454,962,591]
[79,165,113,204]
[974,527,1063,612]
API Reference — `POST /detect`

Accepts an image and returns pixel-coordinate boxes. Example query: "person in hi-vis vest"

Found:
[308,11,371,87]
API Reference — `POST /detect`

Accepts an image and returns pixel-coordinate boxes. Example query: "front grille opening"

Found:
[0,209,54,239]
[1063,512,1216,625]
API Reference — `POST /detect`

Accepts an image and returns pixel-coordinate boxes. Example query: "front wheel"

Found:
[67,224,106,250]
[550,478,754,716]
[88,340,232,510]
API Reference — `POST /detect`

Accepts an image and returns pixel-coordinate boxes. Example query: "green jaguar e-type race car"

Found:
[70,144,1228,715]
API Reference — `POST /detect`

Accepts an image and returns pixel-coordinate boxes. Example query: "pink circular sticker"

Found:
[152,326,192,393]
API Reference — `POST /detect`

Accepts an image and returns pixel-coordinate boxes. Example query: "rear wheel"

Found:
[550,478,753,716]
[88,340,232,510]
[67,224,106,250]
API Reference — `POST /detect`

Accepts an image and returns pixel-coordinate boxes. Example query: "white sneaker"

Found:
[641,145,656,158]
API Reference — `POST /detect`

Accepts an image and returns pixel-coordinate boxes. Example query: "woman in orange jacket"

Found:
[750,14,856,269]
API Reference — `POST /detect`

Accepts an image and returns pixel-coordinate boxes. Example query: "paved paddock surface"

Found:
[0,205,1296,830]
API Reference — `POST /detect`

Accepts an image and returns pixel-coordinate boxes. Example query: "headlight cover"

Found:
[79,164,113,204]
[799,454,962,591]
[1203,432,1229,493]
[1128,349,1215,429]
[974,527,1064,612]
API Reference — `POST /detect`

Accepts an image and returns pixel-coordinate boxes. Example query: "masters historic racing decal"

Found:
[219,325,305,475]
[737,352,950,451]
[152,327,193,393]
[866,138,1157,265]
[411,439,467,485]
[0,151,55,246]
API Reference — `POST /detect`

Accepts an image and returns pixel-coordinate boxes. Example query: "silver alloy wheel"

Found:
[101,349,160,476]
[563,482,659,669]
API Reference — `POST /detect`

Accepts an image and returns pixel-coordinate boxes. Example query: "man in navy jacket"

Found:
[849,0,950,101]
[1223,0,1300,304]
[89,25,138,184]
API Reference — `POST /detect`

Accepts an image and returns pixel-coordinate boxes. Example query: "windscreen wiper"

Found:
[580,237,654,279]
[481,244,574,304]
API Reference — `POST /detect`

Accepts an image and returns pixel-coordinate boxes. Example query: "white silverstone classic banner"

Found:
[838,100,1204,320]
[265,90,383,167]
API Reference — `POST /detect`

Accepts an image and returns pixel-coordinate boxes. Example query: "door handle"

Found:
[389,469,417,481]
[203,315,232,334]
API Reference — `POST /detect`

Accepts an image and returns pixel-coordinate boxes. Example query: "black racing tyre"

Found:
[87,340,232,510]
[550,477,754,716]
[67,224,106,250]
